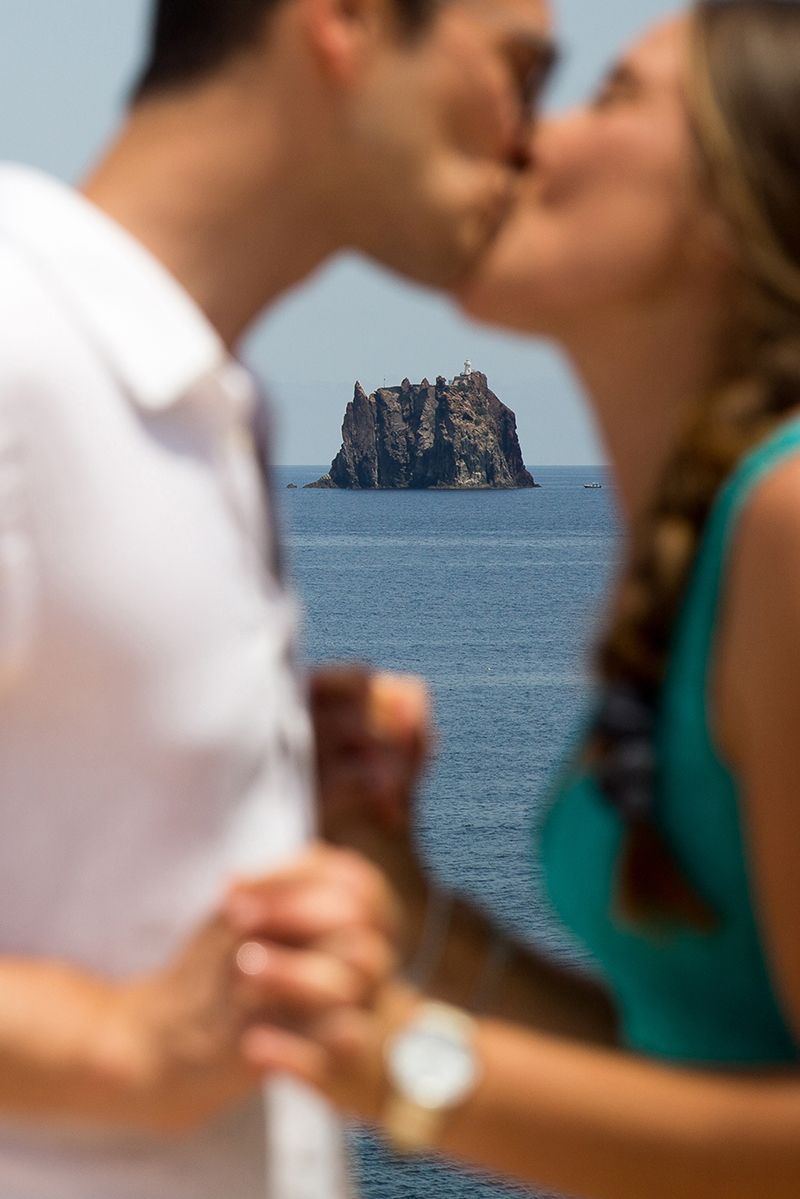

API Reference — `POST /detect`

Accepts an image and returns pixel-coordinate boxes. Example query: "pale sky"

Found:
[0,0,677,464]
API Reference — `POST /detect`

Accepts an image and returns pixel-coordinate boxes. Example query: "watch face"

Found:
[387,1008,480,1110]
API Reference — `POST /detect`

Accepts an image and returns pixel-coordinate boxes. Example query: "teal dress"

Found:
[541,420,800,1066]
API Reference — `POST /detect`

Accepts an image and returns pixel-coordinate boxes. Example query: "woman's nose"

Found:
[510,120,549,175]
[529,112,576,172]
[510,130,533,173]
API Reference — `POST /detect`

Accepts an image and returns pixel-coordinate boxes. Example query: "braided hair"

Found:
[594,0,800,931]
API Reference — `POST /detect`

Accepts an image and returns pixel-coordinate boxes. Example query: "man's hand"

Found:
[89,845,400,1135]
[310,665,432,841]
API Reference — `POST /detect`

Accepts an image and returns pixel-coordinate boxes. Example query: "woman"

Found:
[233,3,800,1197]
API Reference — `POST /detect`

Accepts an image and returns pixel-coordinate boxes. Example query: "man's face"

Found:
[347,0,555,288]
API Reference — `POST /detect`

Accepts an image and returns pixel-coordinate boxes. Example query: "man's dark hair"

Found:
[134,0,436,101]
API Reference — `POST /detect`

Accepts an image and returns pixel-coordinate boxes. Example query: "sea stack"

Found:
[306,368,536,489]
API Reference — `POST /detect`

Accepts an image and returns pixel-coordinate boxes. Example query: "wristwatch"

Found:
[382,1001,481,1154]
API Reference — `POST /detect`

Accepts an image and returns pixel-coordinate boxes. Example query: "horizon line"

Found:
[274,463,611,470]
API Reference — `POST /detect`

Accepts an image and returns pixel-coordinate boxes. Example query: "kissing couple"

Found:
[1,2,800,1198]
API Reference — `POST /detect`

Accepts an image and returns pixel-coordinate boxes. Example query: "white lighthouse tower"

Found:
[463,359,473,377]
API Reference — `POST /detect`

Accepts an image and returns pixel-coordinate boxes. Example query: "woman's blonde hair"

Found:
[596,0,800,930]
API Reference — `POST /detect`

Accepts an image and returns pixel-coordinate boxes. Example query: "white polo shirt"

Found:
[0,165,350,1199]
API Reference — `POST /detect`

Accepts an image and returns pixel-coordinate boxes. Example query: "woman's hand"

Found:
[226,844,410,1124]
[310,665,432,840]
[95,844,400,1134]
[240,984,417,1126]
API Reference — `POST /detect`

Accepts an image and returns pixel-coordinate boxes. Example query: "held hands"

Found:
[191,664,433,1129]
[310,665,433,840]
[99,655,430,1141]
[101,844,400,1134]
[227,842,400,1047]
[231,864,417,1125]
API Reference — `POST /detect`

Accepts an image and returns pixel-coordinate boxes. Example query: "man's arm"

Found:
[0,844,397,1133]
[0,927,255,1134]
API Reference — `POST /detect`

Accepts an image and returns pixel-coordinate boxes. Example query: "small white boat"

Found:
[583,482,602,489]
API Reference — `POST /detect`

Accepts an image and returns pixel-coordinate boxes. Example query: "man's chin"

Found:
[372,235,490,296]
[454,235,526,326]
[454,271,490,322]
[397,161,518,293]
[357,189,516,295]
[441,199,518,301]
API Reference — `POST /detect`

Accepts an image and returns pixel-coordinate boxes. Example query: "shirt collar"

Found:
[0,164,231,411]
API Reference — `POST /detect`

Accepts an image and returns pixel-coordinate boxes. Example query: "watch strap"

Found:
[382,1002,480,1155]
[383,1092,445,1154]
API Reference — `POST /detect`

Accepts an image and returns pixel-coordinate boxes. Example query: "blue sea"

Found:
[275,465,619,1199]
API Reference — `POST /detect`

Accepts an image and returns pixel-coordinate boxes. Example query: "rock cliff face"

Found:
[307,372,535,490]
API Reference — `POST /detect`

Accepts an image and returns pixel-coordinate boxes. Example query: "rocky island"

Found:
[306,366,536,490]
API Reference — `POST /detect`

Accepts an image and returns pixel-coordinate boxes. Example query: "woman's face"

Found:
[462,15,730,336]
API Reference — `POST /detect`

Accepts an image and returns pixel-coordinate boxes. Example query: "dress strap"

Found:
[663,414,800,745]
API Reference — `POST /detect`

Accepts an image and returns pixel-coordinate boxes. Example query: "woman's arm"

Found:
[313,666,618,1045]
[340,821,617,1043]
[244,982,800,1199]
[245,468,800,1199]
[442,1017,800,1199]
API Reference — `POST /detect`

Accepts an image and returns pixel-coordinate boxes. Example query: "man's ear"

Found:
[296,0,396,87]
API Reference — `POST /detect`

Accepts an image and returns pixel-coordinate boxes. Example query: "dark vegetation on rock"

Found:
[306,370,536,490]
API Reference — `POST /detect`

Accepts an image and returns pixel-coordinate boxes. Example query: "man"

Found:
[0,0,553,1196]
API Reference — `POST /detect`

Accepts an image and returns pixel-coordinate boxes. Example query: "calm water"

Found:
[276,465,619,1199]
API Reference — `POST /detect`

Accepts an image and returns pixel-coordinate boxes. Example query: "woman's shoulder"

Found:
[664,417,800,791]
[721,414,800,526]
[726,426,800,591]
[686,415,800,614]
[711,417,800,777]
[712,434,800,1046]
[711,422,800,734]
